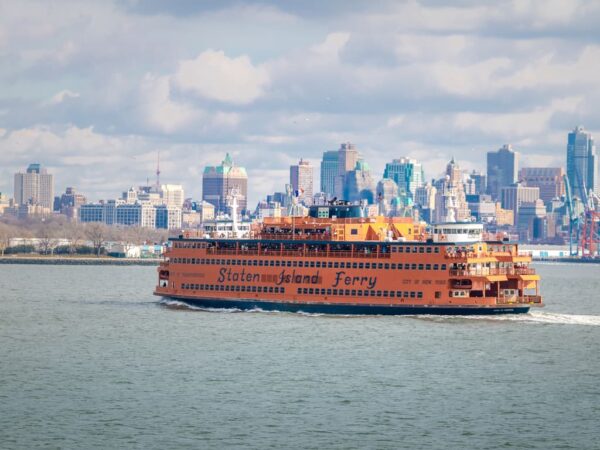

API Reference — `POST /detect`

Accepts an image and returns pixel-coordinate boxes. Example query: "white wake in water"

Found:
[454,311,600,326]
[159,299,241,313]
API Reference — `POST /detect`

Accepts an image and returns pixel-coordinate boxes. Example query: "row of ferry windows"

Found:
[181,283,285,294]
[297,287,423,299]
[172,242,440,254]
[172,257,447,271]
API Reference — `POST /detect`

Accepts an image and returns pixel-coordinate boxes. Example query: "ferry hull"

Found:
[157,294,531,315]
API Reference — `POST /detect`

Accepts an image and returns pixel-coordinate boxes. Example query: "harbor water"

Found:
[1,263,599,449]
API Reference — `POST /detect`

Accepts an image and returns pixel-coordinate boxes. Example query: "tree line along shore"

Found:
[0,215,169,257]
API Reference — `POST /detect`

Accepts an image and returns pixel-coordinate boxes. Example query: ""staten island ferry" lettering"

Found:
[217,268,378,289]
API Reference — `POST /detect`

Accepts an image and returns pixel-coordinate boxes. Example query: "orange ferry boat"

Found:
[154,204,543,315]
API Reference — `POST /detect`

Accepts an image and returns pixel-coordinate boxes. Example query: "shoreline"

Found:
[0,256,160,266]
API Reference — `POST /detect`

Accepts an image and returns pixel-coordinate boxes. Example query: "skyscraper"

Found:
[567,125,597,198]
[290,158,314,206]
[335,142,360,199]
[202,153,248,214]
[433,158,470,223]
[13,163,54,210]
[519,167,565,204]
[344,159,376,204]
[383,157,424,201]
[320,150,338,197]
[487,144,519,200]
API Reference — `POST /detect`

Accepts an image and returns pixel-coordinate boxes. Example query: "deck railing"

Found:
[449,267,536,277]
[205,247,391,259]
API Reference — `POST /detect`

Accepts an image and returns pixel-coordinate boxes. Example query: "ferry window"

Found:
[433,264,439,270]
[258,260,263,266]
[316,261,321,268]
[418,264,424,270]
[426,264,431,270]
[441,264,447,270]
[376,291,382,297]
[383,291,389,297]
[345,290,350,296]
[357,290,363,296]
[399,247,404,253]
[359,263,364,269]
[351,262,357,269]
[365,263,370,269]
[413,247,418,253]
[293,261,298,267]
[309,288,314,294]
[231,260,236,266]
[396,291,402,297]
[390,264,396,269]
[426,247,432,253]
[378,263,384,269]
[251,286,257,292]
[281,288,285,293]
[334,262,339,268]
[411,264,417,270]
[333,289,338,295]
[418,292,423,298]
[328,262,333,268]
[310,261,315,268]
[327,289,332,295]
[297,288,302,294]
[286,261,292,267]
[384,264,390,269]
[321,289,326,295]
[275,261,280,267]
[235,286,241,292]
[225,286,230,291]
[253,260,258,266]
[269,261,275,266]
[301,288,307,294]
[410,292,416,298]
[351,229,358,235]
[242,260,248,266]
[404,291,409,298]
[364,291,370,297]
[434,247,440,254]
[419,247,424,253]
[390,291,395,297]
[351,290,357,296]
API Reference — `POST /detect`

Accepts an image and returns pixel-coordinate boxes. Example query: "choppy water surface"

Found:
[1,263,599,449]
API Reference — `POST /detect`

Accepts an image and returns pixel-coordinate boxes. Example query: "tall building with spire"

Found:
[487,144,519,200]
[290,158,314,206]
[567,125,597,197]
[202,153,248,214]
[13,163,54,210]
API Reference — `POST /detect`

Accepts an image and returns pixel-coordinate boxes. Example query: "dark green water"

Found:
[1,263,599,449]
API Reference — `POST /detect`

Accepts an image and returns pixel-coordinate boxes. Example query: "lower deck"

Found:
[156,293,531,315]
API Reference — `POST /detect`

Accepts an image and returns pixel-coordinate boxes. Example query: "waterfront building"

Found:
[501,183,540,223]
[566,125,598,197]
[115,202,156,228]
[202,153,248,214]
[519,167,565,204]
[466,194,496,223]
[155,205,182,230]
[320,150,338,198]
[383,157,424,201]
[57,187,87,220]
[290,159,314,206]
[160,184,185,208]
[0,192,11,214]
[517,199,547,241]
[13,163,54,209]
[487,144,519,200]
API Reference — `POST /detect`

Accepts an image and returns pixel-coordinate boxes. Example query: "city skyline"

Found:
[2,1,600,204]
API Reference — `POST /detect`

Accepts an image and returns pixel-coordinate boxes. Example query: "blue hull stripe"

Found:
[158,295,530,315]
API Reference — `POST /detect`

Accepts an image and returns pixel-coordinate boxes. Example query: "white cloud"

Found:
[46,89,80,105]
[139,74,201,133]
[174,50,270,104]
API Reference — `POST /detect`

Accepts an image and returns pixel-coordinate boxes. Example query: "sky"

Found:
[1,0,600,204]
